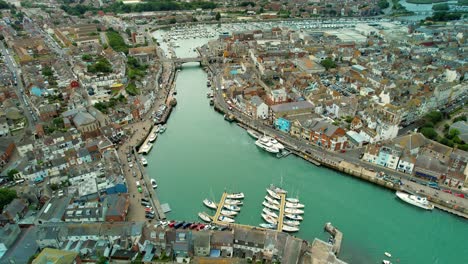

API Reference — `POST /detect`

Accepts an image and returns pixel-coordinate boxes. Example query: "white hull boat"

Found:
[266,188,280,200]
[395,191,434,210]
[247,129,261,139]
[265,195,280,205]
[203,199,217,210]
[286,197,300,203]
[285,202,305,209]
[282,224,299,232]
[259,223,276,229]
[262,208,278,218]
[223,204,241,212]
[224,199,243,205]
[151,179,158,189]
[255,138,279,153]
[220,209,238,217]
[218,215,235,223]
[198,212,212,222]
[285,214,303,221]
[284,220,301,226]
[262,201,280,211]
[285,208,304,214]
[261,213,278,225]
[226,192,244,199]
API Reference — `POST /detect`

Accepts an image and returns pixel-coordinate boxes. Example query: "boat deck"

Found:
[276,193,286,232]
[212,192,228,225]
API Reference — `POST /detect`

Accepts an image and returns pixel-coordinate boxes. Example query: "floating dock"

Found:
[212,192,228,224]
[324,222,343,256]
[276,193,286,232]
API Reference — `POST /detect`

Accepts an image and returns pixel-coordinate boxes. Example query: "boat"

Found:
[283,220,301,226]
[285,214,303,221]
[261,213,278,225]
[285,208,304,214]
[224,199,243,206]
[223,204,241,212]
[262,208,278,218]
[285,201,305,209]
[141,156,148,166]
[198,212,212,222]
[259,223,277,229]
[218,215,235,223]
[220,209,238,217]
[262,201,280,211]
[151,179,158,189]
[395,191,434,210]
[247,129,261,139]
[226,192,244,199]
[266,188,281,200]
[255,137,280,154]
[148,132,157,142]
[282,224,299,232]
[384,252,392,258]
[270,184,287,194]
[286,197,300,203]
[265,195,280,205]
[203,199,217,210]
[159,125,166,134]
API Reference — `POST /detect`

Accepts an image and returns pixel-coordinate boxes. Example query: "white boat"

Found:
[148,132,157,142]
[159,125,166,134]
[226,192,244,199]
[270,185,287,194]
[285,214,303,221]
[255,137,280,154]
[265,195,280,205]
[266,188,280,200]
[262,208,278,218]
[247,129,261,139]
[224,199,243,205]
[284,220,301,226]
[286,197,300,203]
[285,201,305,209]
[261,213,278,225]
[223,204,241,212]
[198,212,212,222]
[285,208,304,214]
[151,179,158,189]
[262,201,280,211]
[218,215,235,223]
[141,156,148,166]
[395,191,434,210]
[203,199,217,210]
[282,224,299,233]
[220,209,238,217]
[259,223,276,229]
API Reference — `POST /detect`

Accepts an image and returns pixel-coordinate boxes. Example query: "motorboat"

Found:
[270,184,287,194]
[285,202,305,209]
[141,156,148,166]
[286,197,300,203]
[159,125,166,134]
[255,137,279,154]
[220,209,238,217]
[224,199,243,206]
[262,201,280,211]
[282,224,299,232]
[203,199,217,210]
[395,191,434,210]
[223,204,241,212]
[198,212,212,223]
[226,192,244,199]
[261,213,278,225]
[151,179,158,189]
[218,215,235,223]
[285,214,303,221]
[266,188,280,200]
[259,223,277,229]
[262,207,278,218]
[247,129,261,139]
[265,195,280,205]
[283,220,301,226]
[285,208,304,214]
[148,132,157,142]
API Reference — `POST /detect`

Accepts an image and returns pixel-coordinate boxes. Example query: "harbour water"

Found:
[148,31,468,263]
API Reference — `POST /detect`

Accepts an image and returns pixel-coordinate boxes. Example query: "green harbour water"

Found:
[147,37,468,264]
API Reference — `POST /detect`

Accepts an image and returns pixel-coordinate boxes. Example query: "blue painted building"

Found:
[275,118,291,133]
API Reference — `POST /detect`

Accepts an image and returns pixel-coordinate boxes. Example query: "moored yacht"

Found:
[255,137,279,154]
[395,191,434,210]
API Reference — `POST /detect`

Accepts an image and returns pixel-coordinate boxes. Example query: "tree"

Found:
[215,12,221,21]
[7,169,18,181]
[320,57,336,70]
[0,188,17,210]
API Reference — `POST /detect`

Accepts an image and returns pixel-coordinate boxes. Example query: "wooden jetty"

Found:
[276,193,286,232]
[324,222,343,256]
[212,192,228,224]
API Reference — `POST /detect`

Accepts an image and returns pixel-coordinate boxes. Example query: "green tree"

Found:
[7,169,18,181]
[215,12,221,21]
[320,58,336,70]
[0,188,17,210]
